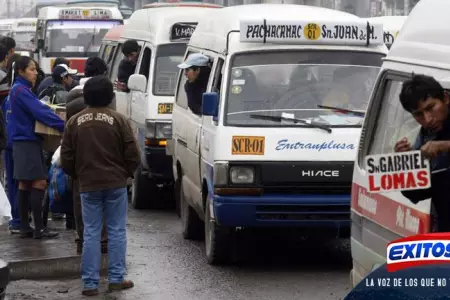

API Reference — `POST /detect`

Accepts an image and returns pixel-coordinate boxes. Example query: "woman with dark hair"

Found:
[9,56,65,239]
[30,59,46,96]
[5,53,21,86]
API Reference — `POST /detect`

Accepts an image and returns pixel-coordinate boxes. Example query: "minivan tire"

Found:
[180,179,203,240]
[131,166,157,209]
[204,195,233,265]
[174,177,181,217]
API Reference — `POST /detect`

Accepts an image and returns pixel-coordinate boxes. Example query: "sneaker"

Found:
[51,213,64,221]
[8,224,21,234]
[81,288,99,296]
[34,228,59,239]
[108,280,134,292]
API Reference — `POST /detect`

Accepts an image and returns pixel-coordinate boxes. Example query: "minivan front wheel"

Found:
[131,166,157,209]
[204,195,233,265]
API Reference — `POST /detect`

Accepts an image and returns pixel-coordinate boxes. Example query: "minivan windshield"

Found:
[153,43,187,96]
[225,51,384,127]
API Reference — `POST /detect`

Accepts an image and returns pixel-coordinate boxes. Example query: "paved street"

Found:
[5,208,352,300]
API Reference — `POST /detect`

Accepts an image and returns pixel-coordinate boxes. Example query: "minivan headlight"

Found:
[230,166,254,184]
[145,120,172,139]
[155,122,172,139]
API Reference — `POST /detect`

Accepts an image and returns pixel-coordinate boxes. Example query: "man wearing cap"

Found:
[177,53,211,115]
[39,64,74,104]
[37,58,78,95]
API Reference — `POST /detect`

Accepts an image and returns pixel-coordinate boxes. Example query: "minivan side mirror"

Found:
[202,92,218,117]
[37,39,44,50]
[128,74,147,93]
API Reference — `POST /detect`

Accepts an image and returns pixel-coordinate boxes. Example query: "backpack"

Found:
[48,163,73,214]
[38,84,65,104]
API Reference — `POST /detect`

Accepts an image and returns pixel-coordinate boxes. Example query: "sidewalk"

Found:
[0,219,107,280]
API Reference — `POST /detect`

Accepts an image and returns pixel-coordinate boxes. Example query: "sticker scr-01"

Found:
[365,151,431,194]
[232,136,265,155]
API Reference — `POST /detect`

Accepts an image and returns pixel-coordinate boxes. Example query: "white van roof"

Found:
[123,7,219,44]
[366,16,407,32]
[386,0,450,70]
[365,16,407,46]
[189,4,387,54]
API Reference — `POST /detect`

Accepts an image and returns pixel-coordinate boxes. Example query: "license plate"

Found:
[158,103,173,114]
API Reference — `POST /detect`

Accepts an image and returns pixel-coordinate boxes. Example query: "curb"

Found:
[7,255,109,281]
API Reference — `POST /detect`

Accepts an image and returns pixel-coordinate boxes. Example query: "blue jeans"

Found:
[5,149,19,227]
[80,187,128,289]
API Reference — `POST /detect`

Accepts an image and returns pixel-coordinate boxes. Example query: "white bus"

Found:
[11,18,38,53]
[0,19,14,38]
[36,5,123,75]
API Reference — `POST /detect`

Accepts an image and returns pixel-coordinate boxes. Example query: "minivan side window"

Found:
[98,44,106,58]
[139,47,152,80]
[175,52,194,110]
[367,78,420,159]
[106,45,117,73]
[110,44,124,81]
[212,58,224,93]
[175,51,212,115]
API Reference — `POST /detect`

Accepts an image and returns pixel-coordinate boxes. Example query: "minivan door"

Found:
[130,43,152,126]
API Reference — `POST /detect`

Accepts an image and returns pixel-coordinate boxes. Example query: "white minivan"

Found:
[351,0,450,287]
[365,16,407,49]
[170,3,388,264]
[120,5,221,209]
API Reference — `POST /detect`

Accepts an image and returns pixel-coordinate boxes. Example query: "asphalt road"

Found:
[6,207,352,300]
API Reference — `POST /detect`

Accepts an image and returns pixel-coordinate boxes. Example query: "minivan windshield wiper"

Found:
[317,105,366,117]
[83,27,96,57]
[249,114,332,133]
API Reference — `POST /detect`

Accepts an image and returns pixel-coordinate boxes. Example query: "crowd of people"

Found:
[0,32,222,296]
[0,35,140,296]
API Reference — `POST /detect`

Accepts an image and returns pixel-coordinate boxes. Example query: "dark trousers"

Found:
[73,179,107,245]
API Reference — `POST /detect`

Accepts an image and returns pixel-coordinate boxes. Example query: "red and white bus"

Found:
[36,5,123,75]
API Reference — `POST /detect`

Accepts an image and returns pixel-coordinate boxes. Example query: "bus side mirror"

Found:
[202,92,218,117]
